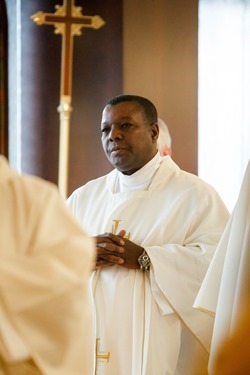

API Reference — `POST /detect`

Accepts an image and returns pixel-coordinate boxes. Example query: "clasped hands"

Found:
[93,230,144,270]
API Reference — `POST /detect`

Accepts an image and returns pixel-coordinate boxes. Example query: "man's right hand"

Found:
[93,230,126,269]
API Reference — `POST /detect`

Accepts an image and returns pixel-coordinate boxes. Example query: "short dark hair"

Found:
[106,95,158,124]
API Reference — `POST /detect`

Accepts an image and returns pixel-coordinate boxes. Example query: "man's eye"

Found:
[121,123,132,129]
[101,127,109,134]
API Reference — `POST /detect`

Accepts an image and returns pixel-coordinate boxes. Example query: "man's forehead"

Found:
[102,102,143,121]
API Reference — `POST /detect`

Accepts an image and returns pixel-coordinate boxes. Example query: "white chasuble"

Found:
[0,156,95,375]
[67,155,229,375]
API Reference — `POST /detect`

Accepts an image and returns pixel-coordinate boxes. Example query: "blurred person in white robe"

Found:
[0,155,95,375]
[67,94,229,375]
[157,117,172,156]
[194,159,250,375]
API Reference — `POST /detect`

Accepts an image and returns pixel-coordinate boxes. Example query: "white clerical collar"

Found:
[116,152,163,192]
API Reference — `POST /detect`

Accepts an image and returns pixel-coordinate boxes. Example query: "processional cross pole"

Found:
[31,0,105,198]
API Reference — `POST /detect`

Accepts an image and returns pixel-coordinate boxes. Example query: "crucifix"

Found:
[31,0,105,198]
[95,338,110,375]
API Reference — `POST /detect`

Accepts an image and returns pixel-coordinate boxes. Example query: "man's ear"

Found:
[150,123,159,143]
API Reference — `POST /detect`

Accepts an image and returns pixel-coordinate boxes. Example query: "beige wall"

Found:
[123,0,198,174]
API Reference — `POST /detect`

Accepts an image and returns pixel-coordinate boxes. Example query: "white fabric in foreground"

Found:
[194,159,250,373]
[0,156,95,375]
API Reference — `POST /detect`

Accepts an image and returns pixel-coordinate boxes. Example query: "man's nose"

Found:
[109,125,122,141]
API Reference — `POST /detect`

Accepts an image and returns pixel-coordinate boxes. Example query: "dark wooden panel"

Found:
[19,0,122,195]
[69,0,123,194]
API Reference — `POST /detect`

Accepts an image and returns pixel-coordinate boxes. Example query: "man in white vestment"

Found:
[67,94,229,375]
[194,159,250,375]
[0,156,95,375]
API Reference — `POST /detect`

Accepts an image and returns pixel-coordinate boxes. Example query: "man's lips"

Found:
[110,146,127,154]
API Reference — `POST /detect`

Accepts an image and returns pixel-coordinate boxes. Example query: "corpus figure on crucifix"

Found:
[31,0,105,198]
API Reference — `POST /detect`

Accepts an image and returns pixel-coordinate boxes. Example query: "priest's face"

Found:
[101,102,159,175]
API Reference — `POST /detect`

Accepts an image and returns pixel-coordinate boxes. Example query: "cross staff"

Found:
[31,0,105,198]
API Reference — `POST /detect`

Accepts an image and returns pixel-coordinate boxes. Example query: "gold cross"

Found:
[95,338,110,375]
[31,0,105,97]
[31,1,105,198]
